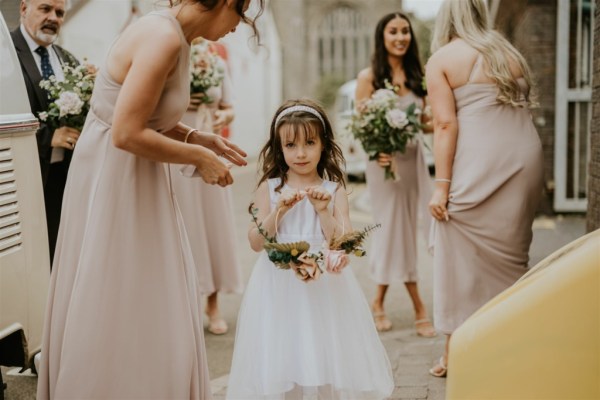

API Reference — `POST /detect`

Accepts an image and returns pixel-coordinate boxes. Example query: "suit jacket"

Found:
[10,27,79,186]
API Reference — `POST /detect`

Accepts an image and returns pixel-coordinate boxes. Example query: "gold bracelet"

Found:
[184,128,197,143]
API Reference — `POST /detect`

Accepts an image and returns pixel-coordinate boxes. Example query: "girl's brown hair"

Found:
[257,99,346,192]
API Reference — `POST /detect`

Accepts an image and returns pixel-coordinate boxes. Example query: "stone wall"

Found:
[587,0,600,231]
[270,0,403,101]
[494,0,557,213]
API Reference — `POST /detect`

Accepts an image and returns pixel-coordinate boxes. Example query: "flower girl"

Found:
[227,99,394,399]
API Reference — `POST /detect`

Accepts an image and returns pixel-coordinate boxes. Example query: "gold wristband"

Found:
[184,128,197,143]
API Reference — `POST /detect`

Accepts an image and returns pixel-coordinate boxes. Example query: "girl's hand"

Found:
[377,152,393,168]
[277,189,305,211]
[193,131,247,167]
[305,186,331,212]
[194,147,233,187]
[429,186,450,221]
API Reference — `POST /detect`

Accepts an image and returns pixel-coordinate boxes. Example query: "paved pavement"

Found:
[2,162,587,399]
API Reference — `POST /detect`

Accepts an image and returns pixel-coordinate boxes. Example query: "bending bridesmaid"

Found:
[355,12,435,337]
[36,1,263,398]
[426,0,543,377]
[170,38,243,335]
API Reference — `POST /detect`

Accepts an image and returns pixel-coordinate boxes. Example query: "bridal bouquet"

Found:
[38,63,96,131]
[189,39,224,105]
[250,205,379,282]
[348,83,422,180]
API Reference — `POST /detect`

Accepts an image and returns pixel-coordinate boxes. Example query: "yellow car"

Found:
[448,228,600,399]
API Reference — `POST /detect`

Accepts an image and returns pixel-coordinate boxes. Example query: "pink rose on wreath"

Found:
[322,245,349,274]
[290,252,322,283]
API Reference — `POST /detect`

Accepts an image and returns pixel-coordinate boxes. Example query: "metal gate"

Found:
[554,0,594,211]
[314,6,371,82]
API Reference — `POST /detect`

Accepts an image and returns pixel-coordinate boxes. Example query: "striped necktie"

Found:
[35,46,55,80]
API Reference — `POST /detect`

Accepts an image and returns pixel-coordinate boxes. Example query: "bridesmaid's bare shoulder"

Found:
[356,68,375,102]
[108,16,181,84]
[430,39,477,68]
[429,39,480,88]
[357,67,374,83]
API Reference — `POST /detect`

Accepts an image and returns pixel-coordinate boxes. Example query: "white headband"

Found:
[274,105,326,130]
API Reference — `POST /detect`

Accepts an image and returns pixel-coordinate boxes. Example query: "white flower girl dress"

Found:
[227,178,394,400]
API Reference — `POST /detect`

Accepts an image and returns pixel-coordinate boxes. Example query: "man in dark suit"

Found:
[11,0,80,265]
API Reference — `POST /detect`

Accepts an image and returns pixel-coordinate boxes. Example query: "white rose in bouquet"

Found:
[385,109,409,129]
[56,91,84,118]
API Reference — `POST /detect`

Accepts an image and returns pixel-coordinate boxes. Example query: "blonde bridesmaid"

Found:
[426,0,544,377]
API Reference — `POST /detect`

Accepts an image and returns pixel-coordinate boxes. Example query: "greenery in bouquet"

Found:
[250,205,380,281]
[327,223,381,257]
[38,63,95,132]
[189,39,225,105]
[348,82,423,180]
[249,205,313,270]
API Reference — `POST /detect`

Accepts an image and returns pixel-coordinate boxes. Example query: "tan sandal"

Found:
[373,311,392,332]
[429,356,447,377]
[207,315,228,335]
[415,318,437,338]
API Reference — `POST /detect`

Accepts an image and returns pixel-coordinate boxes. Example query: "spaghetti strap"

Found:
[467,53,484,83]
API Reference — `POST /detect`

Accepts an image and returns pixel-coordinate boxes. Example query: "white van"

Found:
[333,79,434,179]
[0,11,50,394]
[333,80,366,179]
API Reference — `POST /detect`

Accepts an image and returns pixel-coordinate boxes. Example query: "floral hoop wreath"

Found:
[274,105,326,131]
[249,204,379,282]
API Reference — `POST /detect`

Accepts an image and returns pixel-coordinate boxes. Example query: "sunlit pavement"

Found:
[2,160,586,400]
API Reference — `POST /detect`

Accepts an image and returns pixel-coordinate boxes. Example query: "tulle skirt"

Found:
[227,253,394,400]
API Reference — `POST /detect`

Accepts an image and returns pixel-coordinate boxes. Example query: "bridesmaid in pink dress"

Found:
[36,1,263,399]
[426,0,543,377]
[170,39,242,335]
[355,12,436,337]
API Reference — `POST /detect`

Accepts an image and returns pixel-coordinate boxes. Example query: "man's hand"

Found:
[51,126,80,149]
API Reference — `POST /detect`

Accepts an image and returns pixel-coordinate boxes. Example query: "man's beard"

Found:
[35,30,58,45]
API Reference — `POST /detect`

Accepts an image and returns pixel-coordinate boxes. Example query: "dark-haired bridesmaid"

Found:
[355,12,435,337]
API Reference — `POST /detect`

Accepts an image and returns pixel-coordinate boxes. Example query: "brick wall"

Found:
[495,0,557,213]
[516,2,557,194]
[587,0,600,232]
